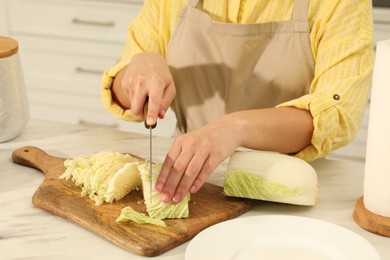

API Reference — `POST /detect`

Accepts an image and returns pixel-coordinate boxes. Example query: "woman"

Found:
[101,0,374,203]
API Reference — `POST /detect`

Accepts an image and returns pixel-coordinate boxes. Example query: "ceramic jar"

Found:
[0,36,29,142]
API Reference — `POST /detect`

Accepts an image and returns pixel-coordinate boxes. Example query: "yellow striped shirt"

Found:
[101,0,374,161]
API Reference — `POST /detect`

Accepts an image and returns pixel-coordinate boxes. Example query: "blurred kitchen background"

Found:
[1,0,389,162]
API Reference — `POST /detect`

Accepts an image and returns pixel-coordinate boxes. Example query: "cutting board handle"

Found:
[12,146,60,175]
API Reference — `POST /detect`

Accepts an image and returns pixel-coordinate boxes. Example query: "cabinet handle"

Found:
[374,20,390,25]
[72,18,115,27]
[75,67,104,75]
[78,119,119,129]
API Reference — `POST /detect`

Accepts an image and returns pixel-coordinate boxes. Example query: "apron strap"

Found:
[188,0,200,8]
[293,0,309,21]
[190,1,308,21]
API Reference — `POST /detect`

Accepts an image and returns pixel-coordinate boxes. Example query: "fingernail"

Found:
[147,117,155,126]
[160,109,166,118]
[190,185,197,193]
[156,182,163,191]
[173,193,182,203]
[162,193,170,203]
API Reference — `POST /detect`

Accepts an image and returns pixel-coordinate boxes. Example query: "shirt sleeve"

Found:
[100,0,162,122]
[278,0,374,161]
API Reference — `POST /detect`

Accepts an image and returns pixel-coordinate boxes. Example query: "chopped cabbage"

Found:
[105,163,142,203]
[59,151,190,222]
[59,151,141,205]
[116,206,166,227]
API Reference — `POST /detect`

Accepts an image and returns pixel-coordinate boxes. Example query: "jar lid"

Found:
[0,36,19,59]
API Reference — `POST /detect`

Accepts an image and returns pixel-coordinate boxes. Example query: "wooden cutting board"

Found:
[12,146,252,257]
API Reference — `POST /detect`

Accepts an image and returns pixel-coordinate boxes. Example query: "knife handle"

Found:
[143,98,157,129]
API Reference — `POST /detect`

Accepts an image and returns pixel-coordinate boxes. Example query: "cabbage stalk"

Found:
[138,163,190,219]
[224,151,318,206]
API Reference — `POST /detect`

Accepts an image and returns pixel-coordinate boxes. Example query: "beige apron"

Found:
[166,0,315,134]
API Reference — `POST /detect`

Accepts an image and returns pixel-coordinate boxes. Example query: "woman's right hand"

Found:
[112,52,176,126]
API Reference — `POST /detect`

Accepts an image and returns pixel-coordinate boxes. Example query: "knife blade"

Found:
[144,99,157,205]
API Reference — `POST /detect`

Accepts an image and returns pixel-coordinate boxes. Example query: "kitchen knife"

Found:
[144,99,157,204]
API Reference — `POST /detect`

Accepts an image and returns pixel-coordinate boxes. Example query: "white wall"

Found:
[0,0,9,35]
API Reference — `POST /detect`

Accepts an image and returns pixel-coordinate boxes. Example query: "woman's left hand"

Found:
[155,115,242,203]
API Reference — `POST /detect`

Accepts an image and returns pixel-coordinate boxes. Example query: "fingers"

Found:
[158,152,213,203]
[127,75,163,123]
[189,156,213,193]
[120,53,176,123]
[146,76,166,125]
[156,139,182,199]
[129,79,147,120]
[172,152,210,202]
[162,149,195,203]
[158,82,176,119]
[156,135,215,204]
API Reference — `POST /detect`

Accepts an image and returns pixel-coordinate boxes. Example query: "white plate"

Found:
[185,215,379,260]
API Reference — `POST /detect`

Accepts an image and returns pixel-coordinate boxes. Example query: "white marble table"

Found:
[1,119,389,259]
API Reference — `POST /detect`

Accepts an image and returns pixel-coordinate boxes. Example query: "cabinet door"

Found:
[373,7,390,44]
[16,35,176,137]
[7,0,142,43]
[16,35,121,95]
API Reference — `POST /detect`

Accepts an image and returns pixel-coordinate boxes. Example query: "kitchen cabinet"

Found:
[373,7,390,44]
[2,0,176,137]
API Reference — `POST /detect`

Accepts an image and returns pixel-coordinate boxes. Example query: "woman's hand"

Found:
[155,115,243,203]
[112,53,176,125]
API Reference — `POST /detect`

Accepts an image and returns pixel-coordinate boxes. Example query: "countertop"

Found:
[1,119,390,259]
